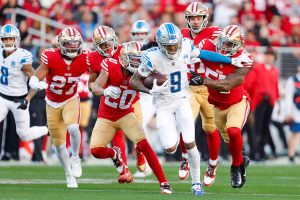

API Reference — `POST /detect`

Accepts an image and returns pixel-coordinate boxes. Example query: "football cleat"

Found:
[160,182,172,194]
[230,166,242,188]
[70,155,82,178]
[178,157,189,180]
[118,167,134,184]
[66,173,78,188]
[240,156,250,188]
[133,167,152,178]
[203,162,217,186]
[135,150,146,172]
[112,147,126,174]
[191,183,205,195]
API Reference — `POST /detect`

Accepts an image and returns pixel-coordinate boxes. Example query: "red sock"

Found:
[91,147,115,159]
[41,136,48,151]
[136,139,167,184]
[179,133,187,154]
[112,130,127,164]
[226,127,243,167]
[206,129,220,161]
[66,130,70,149]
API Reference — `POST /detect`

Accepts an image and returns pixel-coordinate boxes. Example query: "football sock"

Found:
[206,129,220,161]
[136,139,167,183]
[55,143,72,174]
[91,147,115,159]
[112,130,127,164]
[21,126,48,141]
[227,127,243,167]
[187,146,201,183]
[67,124,81,158]
[179,134,188,154]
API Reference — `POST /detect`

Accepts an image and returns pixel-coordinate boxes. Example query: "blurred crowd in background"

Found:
[0,0,300,164]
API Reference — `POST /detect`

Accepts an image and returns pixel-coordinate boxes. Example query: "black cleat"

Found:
[240,156,250,188]
[230,166,242,188]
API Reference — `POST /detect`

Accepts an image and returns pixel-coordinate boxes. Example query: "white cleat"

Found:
[66,173,78,188]
[133,167,152,178]
[203,163,217,187]
[70,156,82,178]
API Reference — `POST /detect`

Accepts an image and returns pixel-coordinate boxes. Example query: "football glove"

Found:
[150,79,169,95]
[14,99,29,110]
[103,86,121,99]
[231,53,253,68]
[189,71,204,86]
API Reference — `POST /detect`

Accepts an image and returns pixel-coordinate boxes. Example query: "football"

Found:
[143,72,167,89]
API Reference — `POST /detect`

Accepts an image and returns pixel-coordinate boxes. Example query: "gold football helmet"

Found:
[185,2,209,33]
[92,26,118,57]
[216,25,245,56]
[119,41,142,73]
[58,27,83,58]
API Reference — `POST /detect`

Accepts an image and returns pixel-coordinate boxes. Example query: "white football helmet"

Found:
[58,27,83,58]
[130,20,151,46]
[156,23,182,60]
[92,26,118,57]
[185,2,209,33]
[216,25,245,56]
[119,41,142,73]
[0,24,21,52]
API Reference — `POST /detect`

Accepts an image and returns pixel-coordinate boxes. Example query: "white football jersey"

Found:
[0,48,33,96]
[138,38,200,107]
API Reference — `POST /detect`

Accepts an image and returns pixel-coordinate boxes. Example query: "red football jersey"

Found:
[181,26,221,79]
[87,45,122,74]
[98,58,139,121]
[41,48,89,103]
[78,71,91,100]
[200,39,253,110]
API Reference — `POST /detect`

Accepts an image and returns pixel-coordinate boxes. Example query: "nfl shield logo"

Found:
[11,61,16,68]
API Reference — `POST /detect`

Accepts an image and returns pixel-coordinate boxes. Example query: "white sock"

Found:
[209,158,218,166]
[187,146,201,184]
[55,143,72,174]
[21,126,48,141]
[67,124,81,158]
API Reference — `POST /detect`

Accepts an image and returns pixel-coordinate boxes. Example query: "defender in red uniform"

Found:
[88,25,146,175]
[189,25,252,189]
[29,27,88,188]
[90,41,172,194]
[178,2,222,186]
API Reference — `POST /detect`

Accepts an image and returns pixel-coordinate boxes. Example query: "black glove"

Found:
[189,70,204,86]
[15,99,29,110]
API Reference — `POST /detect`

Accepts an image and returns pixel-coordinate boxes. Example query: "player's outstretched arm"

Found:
[203,67,250,92]
[91,69,108,96]
[130,71,151,94]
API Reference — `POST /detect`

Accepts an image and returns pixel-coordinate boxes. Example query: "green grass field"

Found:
[0,163,299,200]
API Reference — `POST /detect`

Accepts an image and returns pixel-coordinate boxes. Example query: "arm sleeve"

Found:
[198,50,231,64]
[21,50,33,65]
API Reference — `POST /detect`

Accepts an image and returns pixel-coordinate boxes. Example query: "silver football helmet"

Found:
[156,23,182,60]
[130,20,151,46]
[0,24,21,52]
[58,27,83,58]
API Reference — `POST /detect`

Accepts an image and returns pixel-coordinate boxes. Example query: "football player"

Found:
[130,20,154,178]
[90,41,172,194]
[0,24,48,142]
[87,25,147,177]
[178,2,222,186]
[189,25,252,188]
[29,27,88,188]
[130,23,251,195]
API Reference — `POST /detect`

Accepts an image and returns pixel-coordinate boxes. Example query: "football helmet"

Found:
[0,24,21,52]
[185,2,209,33]
[58,27,83,58]
[216,25,245,56]
[130,20,151,46]
[156,23,182,60]
[119,41,142,73]
[92,26,118,57]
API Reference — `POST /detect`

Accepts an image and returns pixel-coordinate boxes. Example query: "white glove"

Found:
[231,53,253,68]
[103,86,121,99]
[29,76,48,90]
[150,79,169,95]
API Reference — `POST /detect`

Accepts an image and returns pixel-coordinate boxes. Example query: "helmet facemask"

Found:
[186,15,208,33]
[94,36,118,58]
[119,41,142,73]
[59,40,82,58]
